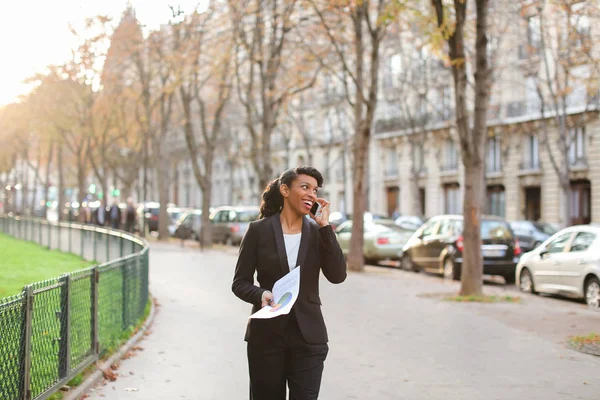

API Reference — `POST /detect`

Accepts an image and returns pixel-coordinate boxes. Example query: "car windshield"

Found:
[510,221,533,236]
[169,211,184,221]
[532,222,558,236]
[367,221,405,233]
[237,210,259,222]
[481,220,513,240]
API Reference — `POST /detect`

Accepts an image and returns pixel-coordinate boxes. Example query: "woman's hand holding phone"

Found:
[310,198,330,227]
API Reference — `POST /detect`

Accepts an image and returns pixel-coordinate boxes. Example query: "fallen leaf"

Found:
[102,369,118,382]
[129,371,135,375]
[124,388,139,392]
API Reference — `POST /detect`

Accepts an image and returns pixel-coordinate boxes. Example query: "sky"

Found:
[0,0,206,106]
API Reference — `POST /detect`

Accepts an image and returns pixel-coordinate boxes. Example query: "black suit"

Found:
[232,214,346,399]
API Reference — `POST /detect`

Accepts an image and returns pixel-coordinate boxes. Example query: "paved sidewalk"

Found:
[86,242,600,400]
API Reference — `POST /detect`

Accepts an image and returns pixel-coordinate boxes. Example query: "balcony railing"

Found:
[519,160,540,171]
[569,156,588,169]
[384,168,399,179]
[440,162,459,172]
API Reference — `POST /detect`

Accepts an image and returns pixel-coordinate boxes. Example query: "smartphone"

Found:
[310,202,322,216]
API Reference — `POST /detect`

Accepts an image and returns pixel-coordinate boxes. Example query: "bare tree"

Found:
[229,0,321,192]
[171,6,234,248]
[431,0,492,296]
[522,0,600,227]
[309,0,395,272]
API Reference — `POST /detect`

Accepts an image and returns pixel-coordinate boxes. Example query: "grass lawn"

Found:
[0,233,94,297]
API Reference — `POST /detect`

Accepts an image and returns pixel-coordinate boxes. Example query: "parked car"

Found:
[174,209,202,240]
[509,220,558,253]
[394,215,424,231]
[328,211,350,230]
[401,215,521,283]
[335,219,413,264]
[210,206,260,245]
[328,211,389,231]
[137,202,176,233]
[516,225,600,308]
[167,207,188,236]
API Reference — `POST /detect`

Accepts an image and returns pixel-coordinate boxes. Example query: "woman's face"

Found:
[281,174,319,216]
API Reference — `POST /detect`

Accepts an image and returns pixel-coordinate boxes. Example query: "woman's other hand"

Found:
[311,198,330,227]
[261,291,275,308]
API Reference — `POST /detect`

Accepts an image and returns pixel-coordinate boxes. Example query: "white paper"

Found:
[249,266,300,319]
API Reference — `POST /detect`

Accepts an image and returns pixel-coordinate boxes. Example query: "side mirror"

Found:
[539,249,548,258]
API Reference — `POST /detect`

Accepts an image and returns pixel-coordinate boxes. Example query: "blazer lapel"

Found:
[295,217,311,270]
[270,214,289,275]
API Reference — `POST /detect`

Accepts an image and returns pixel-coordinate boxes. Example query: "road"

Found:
[86,242,600,400]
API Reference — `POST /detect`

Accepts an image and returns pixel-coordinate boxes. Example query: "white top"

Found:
[283,233,302,272]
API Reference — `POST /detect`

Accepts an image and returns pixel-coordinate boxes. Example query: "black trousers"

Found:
[247,313,329,400]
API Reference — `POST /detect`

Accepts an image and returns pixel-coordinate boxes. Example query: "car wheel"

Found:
[364,257,377,266]
[584,276,600,308]
[401,254,417,272]
[519,268,536,294]
[443,257,455,280]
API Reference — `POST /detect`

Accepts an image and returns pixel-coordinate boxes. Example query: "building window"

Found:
[521,134,539,170]
[486,136,502,173]
[441,138,458,171]
[440,86,452,120]
[386,147,398,177]
[569,2,591,48]
[486,185,505,217]
[413,145,424,174]
[444,183,460,214]
[570,180,591,225]
[527,15,541,53]
[568,126,587,166]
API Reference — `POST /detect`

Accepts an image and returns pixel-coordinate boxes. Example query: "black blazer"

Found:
[232,214,346,344]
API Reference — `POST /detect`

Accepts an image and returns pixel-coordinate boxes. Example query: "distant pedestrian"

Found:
[232,166,346,400]
[124,198,137,233]
[109,199,121,230]
[96,204,107,226]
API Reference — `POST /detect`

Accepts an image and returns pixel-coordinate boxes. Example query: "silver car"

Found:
[516,225,600,308]
[209,206,259,245]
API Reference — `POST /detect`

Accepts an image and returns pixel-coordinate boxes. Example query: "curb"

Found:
[64,296,157,400]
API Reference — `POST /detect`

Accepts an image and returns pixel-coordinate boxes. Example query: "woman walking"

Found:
[232,166,346,400]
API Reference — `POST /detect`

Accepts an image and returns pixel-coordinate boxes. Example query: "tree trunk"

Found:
[57,145,66,222]
[460,160,485,296]
[43,143,54,219]
[347,127,369,272]
[20,158,29,215]
[77,159,87,222]
[200,185,212,249]
[560,179,571,227]
[157,156,170,240]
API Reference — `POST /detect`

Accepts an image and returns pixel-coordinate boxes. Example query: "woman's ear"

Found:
[280,183,289,198]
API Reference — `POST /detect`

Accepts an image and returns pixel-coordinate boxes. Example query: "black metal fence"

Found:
[0,217,149,400]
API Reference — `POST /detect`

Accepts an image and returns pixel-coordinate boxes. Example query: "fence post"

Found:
[91,267,99,355]
[120,236,124,258]
[21,286,33,400]
[47,222,51,250]
[122,262,129,330]
[58,275,71,379]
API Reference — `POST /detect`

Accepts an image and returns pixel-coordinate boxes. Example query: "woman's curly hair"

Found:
[258,166,324,219]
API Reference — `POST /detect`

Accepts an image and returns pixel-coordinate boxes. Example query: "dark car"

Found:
[400,214,521,284]
[509,220,558,253]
